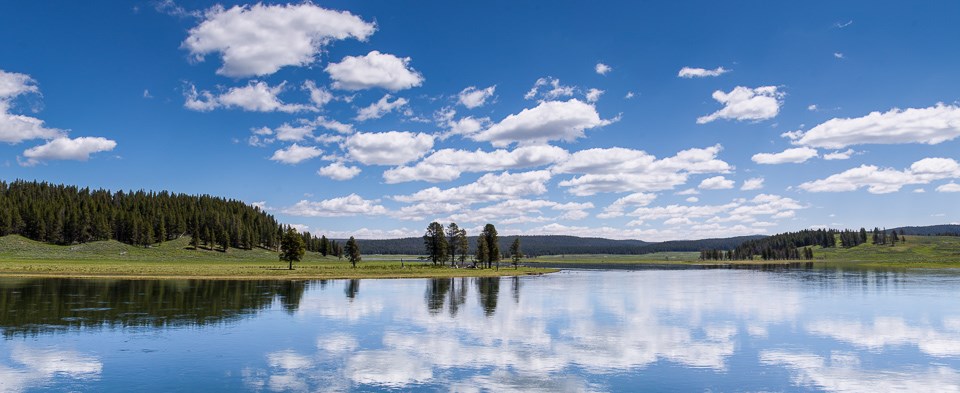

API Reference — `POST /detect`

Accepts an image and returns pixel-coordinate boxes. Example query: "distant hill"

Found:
[891,225,960,236]
[354,234,766,256]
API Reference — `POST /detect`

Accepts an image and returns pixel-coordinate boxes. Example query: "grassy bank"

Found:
[0,235,555,280]
[525,236,960,269]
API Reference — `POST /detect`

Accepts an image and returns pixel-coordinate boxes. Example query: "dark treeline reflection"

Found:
[345,279,360,300]
[424,277,509,317]
[0,278,309,336]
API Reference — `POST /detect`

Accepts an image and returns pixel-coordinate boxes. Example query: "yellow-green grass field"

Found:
[0,235,555,280]
[526,236,960,269]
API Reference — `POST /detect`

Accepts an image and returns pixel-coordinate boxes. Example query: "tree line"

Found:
[0,180,281,250]
[700,227,908,261]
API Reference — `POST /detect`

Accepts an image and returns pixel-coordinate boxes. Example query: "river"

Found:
[1,268,959,392]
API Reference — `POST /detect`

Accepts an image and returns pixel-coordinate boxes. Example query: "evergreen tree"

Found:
[345,236,361,268]
[481,224,500,269]
[447,223,461,267]
[423,222,449,266]
[509,238,523,269]
[475,235,489,268]
[319,235,329,257]
[279,228,305,270]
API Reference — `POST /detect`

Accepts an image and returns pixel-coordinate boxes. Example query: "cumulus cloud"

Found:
[823,149,855,160]
[425,198,594,225]
[554,145,731,196]
[270,144,322,165]
[678,66,729,78]
[937,183,960,193]
[355,94,408,121]
[697,86,783,124]
[741,178,765,191]
[318,162,361,180]
[457,85,496,109]
[597,192,657,219]
[628,194,803,228]
[595,63,612,75]
[699,176,735,190]
[310,116,354,134]
[345,131,434,165]
[799,157,960,194]
[19,136,116,166]
[785,104,960,149]
[394,170,551,205]
[751,147,819,164]
[181,3,375,77]
[281,194,387,217]
[585,88,604,103]
[185,81,314,113]
[0,70,64,143]
[326,51,423,91]
[384,145,568,183]
[471,99,613,147]
[303,80,334,107]
[523,77,575,101]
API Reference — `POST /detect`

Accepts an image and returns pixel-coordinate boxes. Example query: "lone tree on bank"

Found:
[424,221,449,266]
[279,228,305,270]
[510,237,523,269]
[345,236,362,268]
[481,223,501,269]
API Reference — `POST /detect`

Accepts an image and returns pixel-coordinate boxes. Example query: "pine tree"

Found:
[475,235,489,268]
[481,224,500,269]
[345,236,361,268]
[423,222,449,266]
[447,223,461,267]
[509,238,523,269]
[279,228,305,270]
[319,235,329,257]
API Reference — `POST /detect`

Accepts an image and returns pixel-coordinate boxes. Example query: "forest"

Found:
[0,180,281,250]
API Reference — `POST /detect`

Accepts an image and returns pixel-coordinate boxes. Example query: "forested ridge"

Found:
[0,180,281,250]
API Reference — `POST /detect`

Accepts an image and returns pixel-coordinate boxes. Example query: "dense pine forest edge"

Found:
[1,180,957,258]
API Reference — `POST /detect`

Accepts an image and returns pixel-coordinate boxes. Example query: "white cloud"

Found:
[628,194,803,230]
[597,192,657,219]
[472,99,613,147]
[585,88,604,103]
[394,170,551,205]
[741,177,765,191]
[384,145,568,183]
[624,91,635,99]
[182,3,375,77]
[355,94,408,121]
[281,194,387,217]
[595,63,612,75]
[751,147,819,164]
[345,131,434,165]
[444,116,488,138]
[185,81,314,113]
[697,86,783,124]
[326,51,424,91]
[807,104,818,111]
[799,157,960,194]
[523,77,575,101]
[761,350,960,392]
[686,197,699,203]
[823,149,855,160]
[457,85,496,109]
[318,162,361,180]
[937,183,960,193]
[274,123,315,142]
[834,52,845,59]
[309,116,354,134]
[20,137,116,166]
[678,66,729,78]
[0,70,65,143]
[786,104,960,149]
[303,80,334,107]
[555,145,731,196]
[699,176,735,190]
[270,144,322,165]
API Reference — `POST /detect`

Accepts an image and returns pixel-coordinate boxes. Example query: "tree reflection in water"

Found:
[0,278,309,336]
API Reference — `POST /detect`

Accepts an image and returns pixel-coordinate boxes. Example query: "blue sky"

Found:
[1,1,959,240]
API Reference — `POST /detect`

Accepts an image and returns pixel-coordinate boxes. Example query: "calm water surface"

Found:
[2,268,960,392]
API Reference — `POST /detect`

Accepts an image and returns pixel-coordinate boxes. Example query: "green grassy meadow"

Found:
[0,235,554,279]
